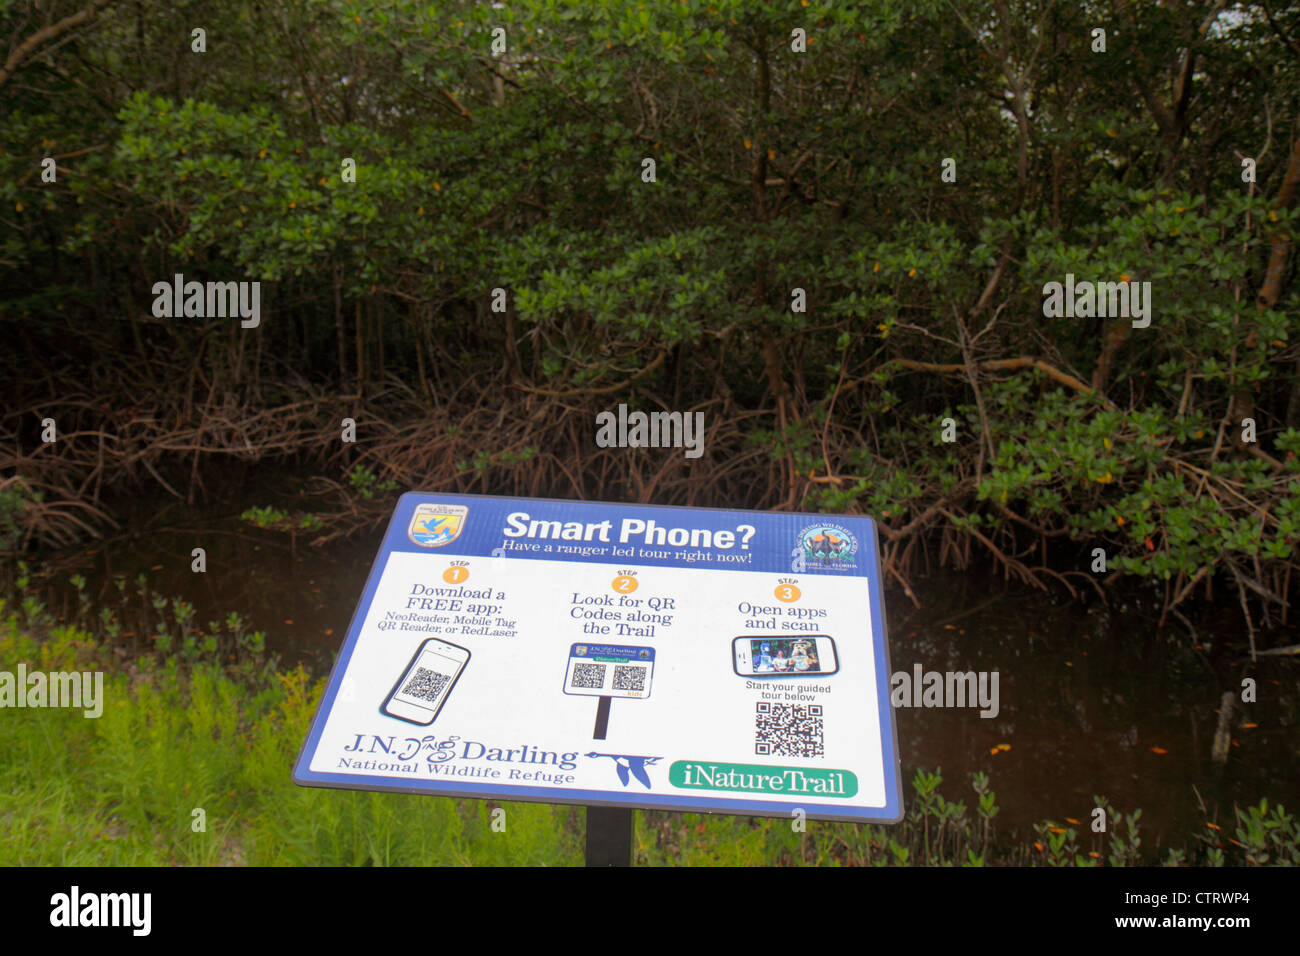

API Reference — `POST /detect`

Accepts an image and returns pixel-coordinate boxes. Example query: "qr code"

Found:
[401,667,451,703]
[754,702,824,757]
[612,665,647,692]
[570,662,606,689]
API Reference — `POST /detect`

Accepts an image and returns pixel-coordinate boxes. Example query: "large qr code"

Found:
[754,702,824,757]
[401,667,451,703]
[612,665,647,692]
[570,662,607,689]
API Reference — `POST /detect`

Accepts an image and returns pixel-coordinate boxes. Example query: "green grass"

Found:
[1,594,1296,866]
[0,609,579,865]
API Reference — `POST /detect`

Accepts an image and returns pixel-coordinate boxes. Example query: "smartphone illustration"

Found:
[733,635,838,678]
[380,638,471,725]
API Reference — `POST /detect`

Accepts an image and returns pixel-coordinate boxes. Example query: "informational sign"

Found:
[293,492,903,823]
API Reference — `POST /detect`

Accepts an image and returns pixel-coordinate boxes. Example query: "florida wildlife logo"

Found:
[408,504,468,548]
[798,523,858,570]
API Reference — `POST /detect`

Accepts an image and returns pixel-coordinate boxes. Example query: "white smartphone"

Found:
[733,635,838,678]
[381,638,471,725]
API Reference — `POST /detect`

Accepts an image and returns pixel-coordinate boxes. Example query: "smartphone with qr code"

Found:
[733,635,838,678]
[380,637,471,725]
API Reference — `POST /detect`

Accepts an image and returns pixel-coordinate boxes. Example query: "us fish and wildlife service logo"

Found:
[797,522,859,571]
[408,504,468,548]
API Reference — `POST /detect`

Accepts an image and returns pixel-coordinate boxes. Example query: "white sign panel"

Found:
[293,493,903,822]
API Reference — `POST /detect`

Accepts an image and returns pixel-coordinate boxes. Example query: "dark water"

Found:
[17,491,1299,856]
[887,574,1298,854]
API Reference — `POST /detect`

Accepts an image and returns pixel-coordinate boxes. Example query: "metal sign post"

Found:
[585,806,633,867]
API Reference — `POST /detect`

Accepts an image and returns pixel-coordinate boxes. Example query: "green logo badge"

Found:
[669,760,857,798]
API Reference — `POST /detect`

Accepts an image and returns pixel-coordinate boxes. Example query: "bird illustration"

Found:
[585,753,662,789]
[809,532,843,557]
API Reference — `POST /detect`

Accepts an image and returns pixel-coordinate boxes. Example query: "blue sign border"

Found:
[292,492,904,824]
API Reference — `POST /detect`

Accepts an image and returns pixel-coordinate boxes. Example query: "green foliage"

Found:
[0,595,579,866]
[345,464,399,500]
[1221,800,1300,866]
[240,505,324,533]
[0,480,40,551]
[639,767,1296,866]
[454,445,539,477]
[3,0,1299,616]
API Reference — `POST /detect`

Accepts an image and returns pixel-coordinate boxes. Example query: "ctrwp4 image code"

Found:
[755,702,825,758]
[402,667,451,703]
